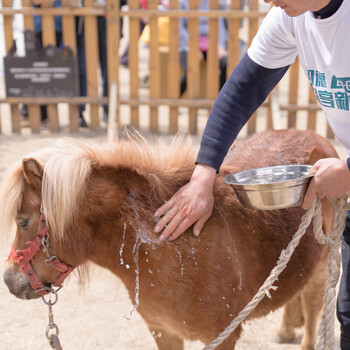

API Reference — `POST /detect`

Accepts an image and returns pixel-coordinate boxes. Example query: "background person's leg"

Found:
[75,17,88,127]
[98,16,108,121]
[337,212,350,349]
[219,56,227,90]
[179,51,187,96]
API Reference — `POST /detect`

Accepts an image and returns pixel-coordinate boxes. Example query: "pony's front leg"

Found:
[150,328,184,350]
[277,293,303,342]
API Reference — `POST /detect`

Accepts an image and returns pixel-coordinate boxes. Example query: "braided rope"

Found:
[203,195,349,350]
[314,196,348,350]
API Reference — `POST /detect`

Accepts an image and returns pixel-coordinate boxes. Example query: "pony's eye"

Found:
[17,218,29,228]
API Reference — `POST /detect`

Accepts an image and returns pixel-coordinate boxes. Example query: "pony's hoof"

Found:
[274,334,298,345]
[301,346,314,350]
[276,327,295,342]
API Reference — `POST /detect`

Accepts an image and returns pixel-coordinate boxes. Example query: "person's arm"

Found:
[154,53,289,240]
[197,52,289,170]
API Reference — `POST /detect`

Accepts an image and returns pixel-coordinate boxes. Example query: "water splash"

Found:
[124,236,142,320]
[238,270,242,291]
[215,204,244,292]
[119,221,127,265]
[151,331,162,338]
[175,242,184,276]
[124,192,161,320]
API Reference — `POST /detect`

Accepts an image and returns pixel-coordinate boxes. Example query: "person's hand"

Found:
[154,163,216,241]
[217,46,227,60]
[302,158,350,210]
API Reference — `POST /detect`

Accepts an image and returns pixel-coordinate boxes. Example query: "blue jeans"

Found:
[337,211,350,349]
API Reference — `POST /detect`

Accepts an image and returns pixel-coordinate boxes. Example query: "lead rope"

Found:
[42,289,63,350]
[314,195,349,350]
[203,195,350,350]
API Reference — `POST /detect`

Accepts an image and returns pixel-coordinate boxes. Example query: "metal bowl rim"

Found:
[223,164,313,190]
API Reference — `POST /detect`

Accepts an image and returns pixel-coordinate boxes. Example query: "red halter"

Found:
[7,213,74,296]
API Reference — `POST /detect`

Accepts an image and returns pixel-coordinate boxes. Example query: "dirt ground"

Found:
[0,130,343,350]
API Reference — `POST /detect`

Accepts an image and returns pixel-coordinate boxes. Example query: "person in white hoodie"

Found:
[153,1,350,347]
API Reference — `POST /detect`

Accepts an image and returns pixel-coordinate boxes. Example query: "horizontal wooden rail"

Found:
[0,8,105,16]
[0,8,268,19]
[280,104,321,112]
[0,97,271,109]
[0,97,108,105]
[120,97,270,108]
[0,97,214,107]
[121,9,268,18]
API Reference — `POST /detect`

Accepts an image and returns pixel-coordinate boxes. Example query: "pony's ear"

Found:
[22,158,43,191]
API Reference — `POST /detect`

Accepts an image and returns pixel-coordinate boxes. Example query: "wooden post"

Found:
[107,81,118,142]
[61,0,80,132]
[247,0,259,134]
[307,84,317,131]
[3,0,21,133]
[287,61,299,128]
[269,89,282,129]
[187,0,200,134]
[168,0,180,134]
[227,0,240,76]
[206,0,219,99]
[129,0,140,128]
[148,0,160,132]
[107,0,120,127]
[85,0,100,128]
[22,0,41,133]
[41,0,60,132]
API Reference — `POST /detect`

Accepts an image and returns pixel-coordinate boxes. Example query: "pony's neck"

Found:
[76,166,163,277]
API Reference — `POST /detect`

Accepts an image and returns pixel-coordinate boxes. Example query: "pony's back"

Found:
[221,129,338,175]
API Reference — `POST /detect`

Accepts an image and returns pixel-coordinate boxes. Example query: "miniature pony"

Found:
[2,129,337,349]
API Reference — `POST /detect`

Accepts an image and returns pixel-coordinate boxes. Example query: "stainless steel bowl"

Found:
[223,165,313,210]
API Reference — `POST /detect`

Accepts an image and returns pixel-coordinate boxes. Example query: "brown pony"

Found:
[1,129,337,350]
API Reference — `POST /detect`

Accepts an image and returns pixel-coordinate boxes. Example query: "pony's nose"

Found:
[3,265,40,300]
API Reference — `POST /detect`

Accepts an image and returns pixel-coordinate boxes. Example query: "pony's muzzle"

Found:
[3,264,40,300]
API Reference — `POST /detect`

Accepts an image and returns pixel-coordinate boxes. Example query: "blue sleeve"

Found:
[196,52,289,171]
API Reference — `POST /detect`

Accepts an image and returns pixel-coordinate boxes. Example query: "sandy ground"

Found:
[0,129,345,350]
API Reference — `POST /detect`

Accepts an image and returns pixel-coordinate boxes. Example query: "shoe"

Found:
[79,116,88,128]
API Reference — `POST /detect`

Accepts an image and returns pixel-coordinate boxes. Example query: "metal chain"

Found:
[41,232,60,267]
[42,289,63,350]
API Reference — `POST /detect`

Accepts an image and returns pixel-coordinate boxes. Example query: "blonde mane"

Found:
[0,134,195,242]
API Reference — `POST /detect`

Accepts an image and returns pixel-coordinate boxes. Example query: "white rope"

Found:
[203,195,349,350]
[314,196,348,350]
